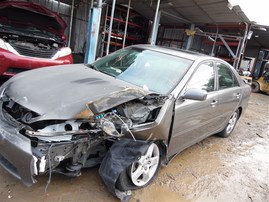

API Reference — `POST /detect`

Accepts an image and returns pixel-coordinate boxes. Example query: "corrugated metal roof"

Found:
[114,0,269,50]
[61,0,269,50]
[115,0,250,24]
[248,25,269,49]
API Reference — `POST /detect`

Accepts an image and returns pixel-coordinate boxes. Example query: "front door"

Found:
[168,61,220,157]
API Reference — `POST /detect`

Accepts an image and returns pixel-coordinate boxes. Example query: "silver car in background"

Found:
[0,45,251,200]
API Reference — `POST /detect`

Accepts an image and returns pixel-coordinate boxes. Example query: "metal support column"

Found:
[150,0,161,45]
[100,4,109,57]
[234,23,249,70]
[211,24,218,56]
[68,0,75,47]
[84,0,103,63]
[186,24,195,50]
[123,0,131,48]
[57,0,60,14]
[106,0,116,55]
[233,38,243,67]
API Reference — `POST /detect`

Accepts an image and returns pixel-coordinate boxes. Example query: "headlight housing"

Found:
[0,86,6,99]
[53,47,72,59]
[0,38,8,50]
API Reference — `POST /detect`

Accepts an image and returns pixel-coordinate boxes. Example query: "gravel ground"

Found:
[0,92,268,202]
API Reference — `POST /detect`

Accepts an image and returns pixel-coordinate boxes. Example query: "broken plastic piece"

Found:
[100,119,122,137]
[99,139,149,201]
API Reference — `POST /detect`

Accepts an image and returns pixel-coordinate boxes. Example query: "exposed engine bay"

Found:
[1,93,166,178]
[0,25,64,58]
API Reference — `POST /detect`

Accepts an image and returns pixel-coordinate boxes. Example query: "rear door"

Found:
[168,61,220,156]
[215,62,242,127]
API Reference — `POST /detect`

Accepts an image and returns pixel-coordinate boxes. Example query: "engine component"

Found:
[100,119,122,137]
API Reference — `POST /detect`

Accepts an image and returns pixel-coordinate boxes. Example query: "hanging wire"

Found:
[44,143,54,192]
[104,112,137,142]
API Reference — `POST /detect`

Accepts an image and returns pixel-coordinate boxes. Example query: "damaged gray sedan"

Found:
[0,45,250,199]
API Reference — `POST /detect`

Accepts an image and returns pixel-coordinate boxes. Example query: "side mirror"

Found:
[182,89,208,101]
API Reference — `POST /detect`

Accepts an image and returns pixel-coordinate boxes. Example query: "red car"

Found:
[0,1,73,77]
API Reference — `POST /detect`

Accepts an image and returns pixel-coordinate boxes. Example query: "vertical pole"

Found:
[211,24,218,56]
[150,0,160,45]
[123,0,131,48]
[106,0,116,55]
[186,24,195,50]
[233,38,242,67]
[101,4,109,57]
[151,10,161,45]
[68,0,75,47]
[84,0,103,63]
[235,23,249,70]
[57,0,60,14]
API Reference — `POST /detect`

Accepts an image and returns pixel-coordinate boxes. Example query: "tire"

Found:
[251,81,260,93]
[217,109,239,138]
[116,142,161,191]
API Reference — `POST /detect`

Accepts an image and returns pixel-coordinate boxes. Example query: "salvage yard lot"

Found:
[0,93,268,202]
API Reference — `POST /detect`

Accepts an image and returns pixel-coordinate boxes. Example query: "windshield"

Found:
[90,47,193,95]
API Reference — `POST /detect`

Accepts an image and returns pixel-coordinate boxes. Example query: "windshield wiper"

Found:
[87,64,118,77]
[88,64,99,71]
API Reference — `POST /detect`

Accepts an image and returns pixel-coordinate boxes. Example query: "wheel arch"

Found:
[238,106,243,118]
[154,140,168,162]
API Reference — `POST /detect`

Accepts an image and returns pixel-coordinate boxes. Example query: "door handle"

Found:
[210,100,218,107]
[235,93,240,99]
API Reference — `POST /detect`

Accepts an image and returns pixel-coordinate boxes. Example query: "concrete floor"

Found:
[0,92,268,202]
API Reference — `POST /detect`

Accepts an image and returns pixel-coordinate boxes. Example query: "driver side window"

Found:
[186,62,215,92]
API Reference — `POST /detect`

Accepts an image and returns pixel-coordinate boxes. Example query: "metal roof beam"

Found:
[219,35,236,58]
[160,10,191,23]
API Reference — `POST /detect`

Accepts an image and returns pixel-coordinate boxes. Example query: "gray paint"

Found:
[0,45,251,188]
[4,64,144,121]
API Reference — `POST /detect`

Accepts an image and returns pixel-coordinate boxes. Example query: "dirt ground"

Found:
[0,93,268,202]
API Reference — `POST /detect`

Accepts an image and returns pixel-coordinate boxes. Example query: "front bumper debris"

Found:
[99,138,149,201]
[0,109,36,186]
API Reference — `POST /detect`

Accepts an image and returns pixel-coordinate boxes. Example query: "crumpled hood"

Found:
[0,1,67,38]
[3,64,147,120]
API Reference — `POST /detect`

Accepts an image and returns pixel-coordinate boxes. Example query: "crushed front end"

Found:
[0,86,170,187]
[0,95,107,186]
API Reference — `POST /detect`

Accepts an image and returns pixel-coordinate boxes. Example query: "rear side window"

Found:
[186,62,215,92]
[217,63,239,90]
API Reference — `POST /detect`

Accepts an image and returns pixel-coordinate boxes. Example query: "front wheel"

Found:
[217,109,239,138]
[116,142,161,191]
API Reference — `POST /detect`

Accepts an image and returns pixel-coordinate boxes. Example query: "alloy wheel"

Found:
[130,143,160,187]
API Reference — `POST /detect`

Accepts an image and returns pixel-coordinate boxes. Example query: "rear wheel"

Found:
[217,109,239,138]
[251,81,260,93]
[116,142,161,191]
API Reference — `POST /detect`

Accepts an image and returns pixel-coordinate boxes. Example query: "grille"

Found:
[11,43,57,59]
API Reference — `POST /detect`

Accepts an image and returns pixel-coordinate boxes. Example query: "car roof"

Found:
[130,44,212,61]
